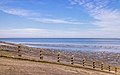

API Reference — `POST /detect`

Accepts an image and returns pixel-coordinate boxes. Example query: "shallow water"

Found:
[0,38,120,53]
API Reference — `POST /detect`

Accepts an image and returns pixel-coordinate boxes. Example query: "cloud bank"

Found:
[0,28,86,38]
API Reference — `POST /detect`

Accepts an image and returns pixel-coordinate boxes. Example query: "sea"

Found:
[0,38,120,53]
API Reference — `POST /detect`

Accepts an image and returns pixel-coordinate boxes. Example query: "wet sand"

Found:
[42,48,120,66]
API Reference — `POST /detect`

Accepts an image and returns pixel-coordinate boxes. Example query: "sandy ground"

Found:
[0,57,114,75]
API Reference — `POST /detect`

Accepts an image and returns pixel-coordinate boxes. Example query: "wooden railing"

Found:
[0,41,120,75]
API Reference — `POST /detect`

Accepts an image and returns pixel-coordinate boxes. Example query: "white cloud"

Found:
[0,7,36,16]
[93,10,120,30]
[69,0,120,37]
[30,18,84,25]
[0,6,84,25]
[69,0,109,15]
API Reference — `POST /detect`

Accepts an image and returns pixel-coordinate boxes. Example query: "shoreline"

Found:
[0,41,120,66]
[24,43,120,53]
[42,48,120,66]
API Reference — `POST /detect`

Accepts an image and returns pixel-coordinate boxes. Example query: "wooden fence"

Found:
[0,41,120,75]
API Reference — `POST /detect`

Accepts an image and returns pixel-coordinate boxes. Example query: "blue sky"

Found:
[0,0,120,38]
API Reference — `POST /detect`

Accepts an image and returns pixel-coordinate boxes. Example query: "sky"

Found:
[0,0,120,38]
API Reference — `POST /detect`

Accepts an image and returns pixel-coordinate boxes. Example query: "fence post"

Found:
[40,50,43,59]
[101,62,103,70]
[115,67,117,73]
[71,55,74,65]
[108,65,110,72]
[93,59,96,69]
[57,52,60,62]
[83,58,85,66]
[18,45,21,57]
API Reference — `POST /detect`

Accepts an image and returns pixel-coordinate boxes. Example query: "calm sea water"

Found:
[0,38,120,52]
